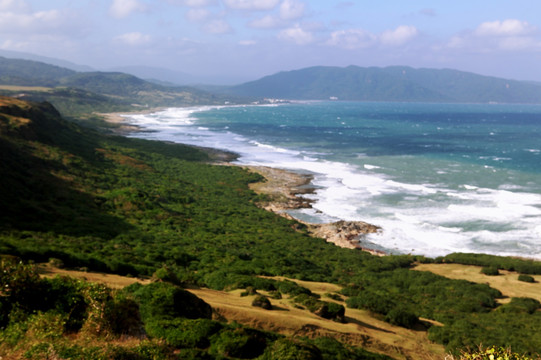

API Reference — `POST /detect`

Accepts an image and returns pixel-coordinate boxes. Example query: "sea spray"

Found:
[124,101,541,259]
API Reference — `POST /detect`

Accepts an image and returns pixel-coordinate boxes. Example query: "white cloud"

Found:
[0,0,30,12]
[278,24,313,45]
[109,0,147,19]
[239,39,257,45]
[186,8,211,22]
[326,26,417,49]
[380,25,418,46]
[248,15,282,28]
[279,0,305,20]
[326,29,376,49]
[223,0,280,11]
[114,32,152,45]
[184,0,217,6]
[0,9,63,33]
[475,19,536,37]
[444,19,541,53]
[203,19,233,34]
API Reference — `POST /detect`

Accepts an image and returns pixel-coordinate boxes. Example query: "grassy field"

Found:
[38,265,446,360]
[0,85,52,91]
[414,263,541,303]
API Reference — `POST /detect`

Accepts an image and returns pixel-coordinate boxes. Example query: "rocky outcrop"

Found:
[308,221,383,254]
[246,166,386,255]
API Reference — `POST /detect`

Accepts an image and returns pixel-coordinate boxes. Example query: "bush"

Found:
[458,345,535,360]
[346,291,395,316]
[497,298,541,315]
[518,274,535,283]
[145,318,222,348]
[252,295,272,310]
[384,307,419,329]
[480,266,499,276]
[209,327,268,359]
[260,338,322,360]
[125,282,212,322]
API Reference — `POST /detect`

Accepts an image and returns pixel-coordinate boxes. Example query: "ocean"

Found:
[123,101,541,259]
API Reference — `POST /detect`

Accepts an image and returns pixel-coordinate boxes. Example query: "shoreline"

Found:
[243,165,385,256]
[100,110,386,256]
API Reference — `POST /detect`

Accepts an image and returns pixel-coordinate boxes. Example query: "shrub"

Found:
[518,274,535,283]
[145,318,222,348]
[480,266,499,276]
[125,282,212,322]
[458,345,535,360]
[384,307,419,329]
[209,327,268,359]
[260,338,321,360]
[497,297,541,315]
[252,295,272,310]
[346,291,395,316]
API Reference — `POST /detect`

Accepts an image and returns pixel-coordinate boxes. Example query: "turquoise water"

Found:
[125,101,541,258]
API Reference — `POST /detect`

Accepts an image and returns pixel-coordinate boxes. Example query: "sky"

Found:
[1,0,541,84]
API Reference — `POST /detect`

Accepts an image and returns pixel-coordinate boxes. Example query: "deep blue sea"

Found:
[124,101,541,259]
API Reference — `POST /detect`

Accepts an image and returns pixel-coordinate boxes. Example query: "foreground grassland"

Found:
[1,96,541,358]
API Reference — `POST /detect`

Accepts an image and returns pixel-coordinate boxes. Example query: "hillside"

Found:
[2,96,541,358]
[0,57,247,116]
[229,65,541,103]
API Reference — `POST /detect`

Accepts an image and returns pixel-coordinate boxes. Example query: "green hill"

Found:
[229,65,541,103]
[0,57,245,116]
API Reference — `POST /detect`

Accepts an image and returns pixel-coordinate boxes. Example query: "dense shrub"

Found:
[346,291,395,316]
[209,327,268,359]
[124,282,212,322]
[384,307,419,329]
[252,295,272,310]
[518,274,535,283]
[260,338,322,360]
[497,298,541,315]
[145,318,222,348]
[443,253,541,275]
[480,266,499,276]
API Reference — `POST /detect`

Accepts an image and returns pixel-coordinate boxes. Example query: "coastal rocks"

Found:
[308,221,381,251]
[246,165,385,255]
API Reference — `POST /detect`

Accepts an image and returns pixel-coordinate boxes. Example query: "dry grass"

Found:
[0,85,52,91]
[414,263,541,303]
[191,278,446,360]
[38,263,151,289]
[37,265,445,359]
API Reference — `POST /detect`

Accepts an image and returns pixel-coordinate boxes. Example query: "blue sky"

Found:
[1,0,541,83]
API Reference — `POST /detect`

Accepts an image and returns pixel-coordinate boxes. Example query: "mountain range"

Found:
[2,53,541,106]
[228,65,541,104]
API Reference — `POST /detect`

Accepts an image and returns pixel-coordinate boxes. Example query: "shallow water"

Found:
[124,101,541,259]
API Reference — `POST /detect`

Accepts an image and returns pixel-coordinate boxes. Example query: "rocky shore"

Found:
[102,112,385,256]
[244,166,385,256]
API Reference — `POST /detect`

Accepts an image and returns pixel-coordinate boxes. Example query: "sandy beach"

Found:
[100,111,384,255]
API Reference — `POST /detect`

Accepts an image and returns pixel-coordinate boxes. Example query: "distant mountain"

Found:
[0,57,246,115]
[110,65,250,86]
[229,65,541,104]
[0,49,93,72]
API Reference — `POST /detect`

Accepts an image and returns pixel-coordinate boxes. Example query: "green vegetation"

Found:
[2,96,541,357]
[480,266,500,276]
[441,253,541,274]
[0,257,392,359]
[229,65,541,103]
[518,274,535,283]
[457,346,536,360]
[0,56,249,117]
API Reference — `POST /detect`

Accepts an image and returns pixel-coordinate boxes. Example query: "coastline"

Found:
[100,111,385,256]
[244,165,385,256]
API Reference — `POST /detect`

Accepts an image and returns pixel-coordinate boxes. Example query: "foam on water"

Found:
[122,103,541,259]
